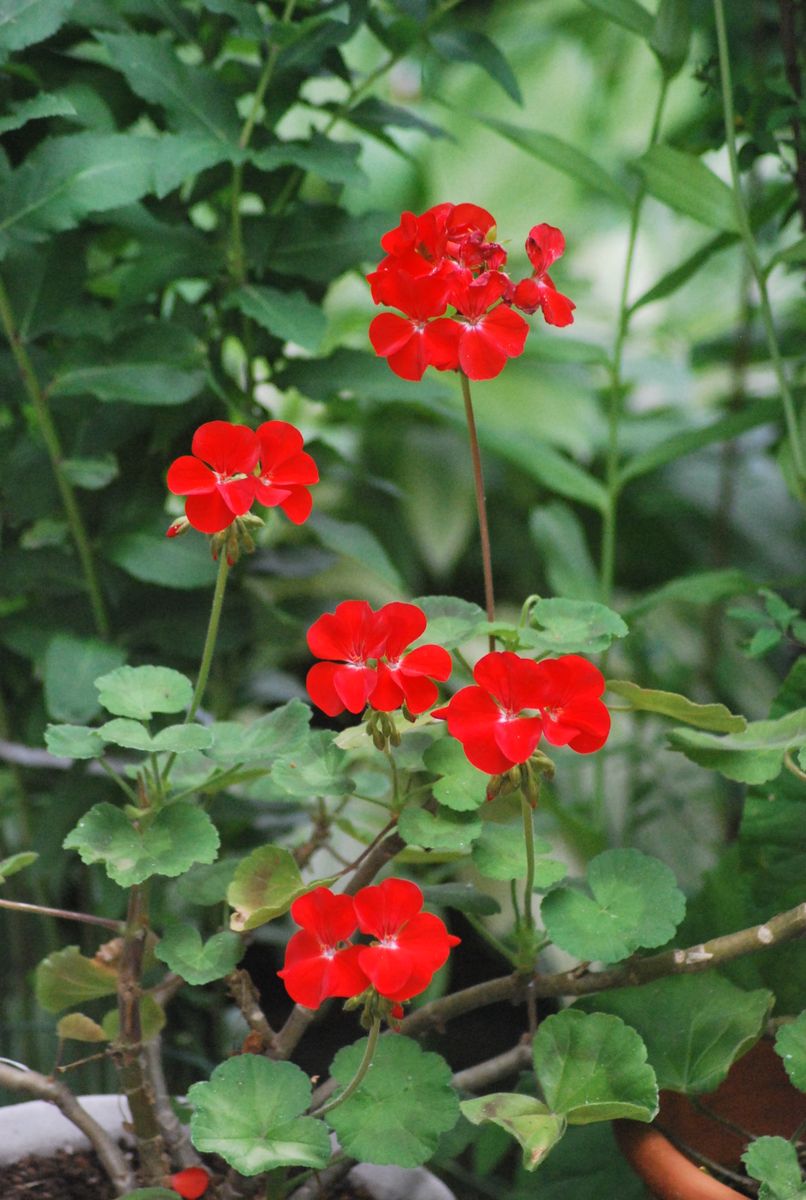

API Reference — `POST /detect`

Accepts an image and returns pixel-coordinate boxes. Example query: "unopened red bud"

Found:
[486,775,503,802]
[165,516,190,539]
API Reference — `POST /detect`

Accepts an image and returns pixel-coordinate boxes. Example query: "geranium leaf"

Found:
[98,718,154,751]
[667,709,806,784]
[0,851,38,883]
[607,680,747,733]
[419,882,500,916]
[775,1011,806,1092]
[45,723,106,759]
[44,634,126,724]
[35,945,117,1012]
[526,598,628,655]
[155,924,241,985]
[189,1057,330,1174]
[268,730,354,799]
[64,802,220,887]
[326,1036,460,1168]
[57,1013,107,1043]
[541,849,686,962]
[101,995,166,1042]
[207,700,312,763]
[461,1094,565,1171]
[410,595,487,649]
[226,844,305,932]
[533,1010,658,1124]
[106,525,218,590]
[95,665,193,720]
[152,725,213,753]
[472,820,566,887]
[743,1137,806,1200]
[423,738,487,811]
[398,804,482,852]
[579,974,773,1093]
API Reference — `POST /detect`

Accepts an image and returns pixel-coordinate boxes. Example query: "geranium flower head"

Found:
[254,420,318,525]
[512,223,575,327]
[277,888,368,1010]
[532,654,610,752]
[353,878,460,1003]
[306,600,389,716]
[169,1167,210,1200]
[166,421,259,534]
[369,602,452,715]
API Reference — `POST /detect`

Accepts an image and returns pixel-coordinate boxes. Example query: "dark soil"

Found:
[0,1148,374,1200]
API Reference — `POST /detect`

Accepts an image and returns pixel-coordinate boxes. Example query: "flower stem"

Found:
[712,0,806,492]
[311,1017,381,1118]
[459,372,496,648]
[188,551,230,723]
[600,76,669,601]
[0,897,123,932]
[521,794,536,933]
[0,274,110,639]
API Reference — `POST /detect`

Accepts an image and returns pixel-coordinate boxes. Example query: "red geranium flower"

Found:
[166,421,259,534]
[369,602,452,715]
[368,271,461,381]
[433,651,545,774]
[254,420,318,525]
[306,600,389,716]
[450,270,529,381]
[353,878,460,1003]
[169,1167,210,1200]
[532,653,610,752]
[277,888,368,1010]
[512,223,575,327]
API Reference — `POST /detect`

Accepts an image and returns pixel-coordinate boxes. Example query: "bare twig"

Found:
[226,969,278,1054]
[143,1038,201,1170]
[0,1063,134,1194]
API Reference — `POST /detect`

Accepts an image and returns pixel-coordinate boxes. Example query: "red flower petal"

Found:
[396,673,439,714]
[191,421,260,476]
[458,306,529,381]
[358,943,416,996]
[423,317,461,370]
[400,644,452,682]
[254,481,293,507]
[307,601,386,662]
[473,652,543,714]
[185,490,238,534]
[493,714,543,764]
[289,888,357,944]
[367,662,405,713]
[434,685,516,774]
[537,277,576,327]
[525,223,566,276]
[217,475,257,517]
[170,1167,210,1199]
[353,878,424,940]
[306,662,346,716]
[255,420,304,466]
[279,934,367,1008]
[332,662,378,713]
[166,456,215,497]
[378,602,427,659]
[280,486,313,525]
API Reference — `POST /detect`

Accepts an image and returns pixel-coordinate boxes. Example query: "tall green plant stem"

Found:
[189,551,230,722]
[0,275,110,638]
[521,794,536,933]
[230,0,299,283]
[712,0,806,490]
[600,77,670,600]
[460,372,496,647]
[311,1017,381,1117]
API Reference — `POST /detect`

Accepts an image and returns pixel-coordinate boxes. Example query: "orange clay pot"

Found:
[615,1039,806,1200]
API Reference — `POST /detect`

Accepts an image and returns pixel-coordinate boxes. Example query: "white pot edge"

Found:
[0,1094,456,1200]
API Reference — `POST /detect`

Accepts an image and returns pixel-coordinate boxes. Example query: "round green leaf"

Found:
[45,723,106,759]
[460,1093,565,1172]
[56,1013,107,1043]
[541,848,686,962]
[95,665,193,720]
[397,804,481,852]
[63,802,220,887]
[471,820,565,886]
[189,1056,331,1175]
[743,1136,806,1200]
[527,598,627,655]
[107,527,218,589]
[533,1010,658,1124]
[423,738,487,811]
[410,595,487,649]
[326,1036,460,1168]
[44,634,126,724]
[35,945,118,1013]
[155,924,242,985]
[775,1011,806,1092]
[227,844,304,932]
[579,974,773,1094]
[206,700,312,763]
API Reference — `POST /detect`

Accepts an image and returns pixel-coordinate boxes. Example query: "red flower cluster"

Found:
[278,879,460,1009]
[434,651,610,774]
[306,600,451,717]
[367,204,575,382]
[166,419,318,534]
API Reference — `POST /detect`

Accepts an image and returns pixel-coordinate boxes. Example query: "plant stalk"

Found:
[189,550,230,722]
[459,371,495,647]
[311,1017,381,1117]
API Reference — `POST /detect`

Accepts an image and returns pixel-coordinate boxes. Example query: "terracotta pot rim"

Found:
[615,1120,744,1200]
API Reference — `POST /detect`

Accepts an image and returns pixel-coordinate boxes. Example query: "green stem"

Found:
[465,913,518,967]
[97,758,139,804]
[521,794,536,932]
[312,1017,381,1117]
[460,372,496,647]
[0,275,110,638]
[600,76,669,601]
[188,551,230,723]
[712,0,806,490]
[510,878,521,930]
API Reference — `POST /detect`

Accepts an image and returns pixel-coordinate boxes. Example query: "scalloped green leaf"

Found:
[35,945,118,1013]
[743,1137,806,1200]
[471,820,566,887]
[397,804,481,853]
[607,680,746,733]
[667,709,806,784]
[579,974,774,1094]
[95,665,193,720]
[44,635,126,724]
[207,700,312,764]
[541,849,686,962]
[775,1011,806,1092]
[226,844,304,932]
[411,595,487,649]
[189,1056,330,1174]
[460,1094,565,1172]
[45,723,106,759]
[527,598,628,655]
[98,718,211,754]
[155,924,241,985]
[423,738,487,811]
[533,1010,658,1124]
[326,1036,460,1168]
[63,802,219,887]
[419,882,500,916]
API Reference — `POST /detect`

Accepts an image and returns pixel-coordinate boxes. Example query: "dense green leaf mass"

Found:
[189,1057,331,1175]
[327,1036,460,1167]
[541,848,686,961]
[533,1010,658,1123]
